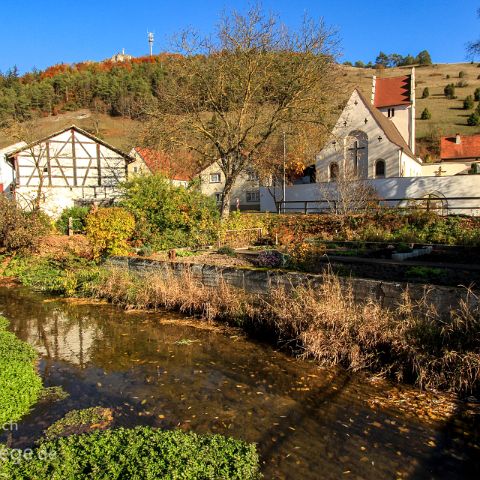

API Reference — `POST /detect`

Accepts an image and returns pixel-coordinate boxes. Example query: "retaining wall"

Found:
[107,256,471,315]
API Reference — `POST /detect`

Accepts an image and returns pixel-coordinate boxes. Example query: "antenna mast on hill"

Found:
[147,31,154,56]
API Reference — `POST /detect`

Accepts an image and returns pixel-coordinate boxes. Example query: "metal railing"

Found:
[275,196,480,215]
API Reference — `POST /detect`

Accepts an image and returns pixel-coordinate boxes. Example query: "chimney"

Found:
[455,133,461,145]
[371,75,376,105]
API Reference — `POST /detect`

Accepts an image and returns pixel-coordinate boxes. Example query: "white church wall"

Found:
[316,90,418,182]
[400,151,422,177]
[422,162,471,177]
[260,175,480,215]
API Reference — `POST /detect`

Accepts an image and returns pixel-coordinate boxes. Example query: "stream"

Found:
[0,286,478,479]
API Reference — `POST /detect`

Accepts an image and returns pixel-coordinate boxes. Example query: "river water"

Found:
[0,287,478,479]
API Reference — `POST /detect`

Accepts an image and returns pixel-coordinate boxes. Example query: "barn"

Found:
[5,125,133,217]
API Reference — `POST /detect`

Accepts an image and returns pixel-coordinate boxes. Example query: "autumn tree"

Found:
[140,6,341,218]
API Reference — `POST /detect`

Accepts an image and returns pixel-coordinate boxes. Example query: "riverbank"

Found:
[3,253,479,396]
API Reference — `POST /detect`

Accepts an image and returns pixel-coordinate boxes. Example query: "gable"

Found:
[373,75,412,108]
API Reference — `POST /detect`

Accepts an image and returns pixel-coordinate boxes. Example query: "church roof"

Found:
[373,75,412,108]
[441,134,480,160]
[356,89,416,160]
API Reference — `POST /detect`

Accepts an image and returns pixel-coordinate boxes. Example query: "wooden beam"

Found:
[96,143,102,186]
[71,129,78,186]
[46,141,52,186]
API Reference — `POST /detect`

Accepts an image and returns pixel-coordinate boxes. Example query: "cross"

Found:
[348,140,365,174]
[435,166,446,176]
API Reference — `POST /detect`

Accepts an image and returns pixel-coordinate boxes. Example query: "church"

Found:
[315,69,422,182]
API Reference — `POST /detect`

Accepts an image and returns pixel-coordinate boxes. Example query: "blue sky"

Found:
[1,0,478,73]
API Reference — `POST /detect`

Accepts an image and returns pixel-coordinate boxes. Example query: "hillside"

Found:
[1,61,480,157]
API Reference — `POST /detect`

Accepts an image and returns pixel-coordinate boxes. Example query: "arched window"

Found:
[345,130,368,177]
[329,162,339,181]
[375,160,385,178]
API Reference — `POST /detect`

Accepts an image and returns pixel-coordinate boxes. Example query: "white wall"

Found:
[260,175,480,215]
[377,104,411,150]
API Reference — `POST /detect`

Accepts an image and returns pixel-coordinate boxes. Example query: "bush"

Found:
[421,87,429,98]
[56,206,90,234]
[475,87,480,101]
[456,80,469,88]
[137,244,153,257]
[0,427,261,480]
[0,316,42,425]
[120,174,219,249]
[217,245,236,256]
[420,107,432,120]
[468,112,480,126]
[459,70,466,78]
[0,196,50,254]
[444,83,455,99]
[256,250,284,268]
[86,207,136,258]
[464,95,474,110]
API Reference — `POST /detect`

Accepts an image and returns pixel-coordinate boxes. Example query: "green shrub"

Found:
[0,427,261,480]
[464,95,474,110]
[468,112,480,126]
[0,316,42,425]
[420,107,431,120]
[459,70,466,78]
[86,207,136,258]
[4,255,100,296]
[0,196,50,254]
[137,244,153,257]
[444,83,455,99]
[120,174,219,249]
[56,206,90,234]
[217,245,236,256]
[421,87,429,98]
[475,87,480,101]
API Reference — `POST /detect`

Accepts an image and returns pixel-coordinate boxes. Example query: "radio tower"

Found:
[147,31,154,56]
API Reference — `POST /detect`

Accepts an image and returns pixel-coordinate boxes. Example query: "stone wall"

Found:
[107,257,470,315]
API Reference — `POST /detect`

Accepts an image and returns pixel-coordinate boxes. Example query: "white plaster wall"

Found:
[422,162,472,176]
[0,142,26,191]
[260,175,480,215]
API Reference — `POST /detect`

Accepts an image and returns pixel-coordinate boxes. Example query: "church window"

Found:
[346,130,368,177]
[375,160,385,178]
[387,108,395,118]
[329,162,339,181]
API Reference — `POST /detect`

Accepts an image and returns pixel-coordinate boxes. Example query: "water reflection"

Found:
[0,287,477,480]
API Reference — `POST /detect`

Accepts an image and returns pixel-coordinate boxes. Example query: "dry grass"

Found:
[91,266,480,395]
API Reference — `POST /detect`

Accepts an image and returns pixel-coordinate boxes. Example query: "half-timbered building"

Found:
[5,125,133,217]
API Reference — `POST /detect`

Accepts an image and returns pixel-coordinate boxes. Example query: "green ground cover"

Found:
[0,426,261,480]
[0,316,42,425]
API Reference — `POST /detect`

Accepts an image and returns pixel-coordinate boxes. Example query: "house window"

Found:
[246,190,259,202]
[329,162,339,181]
[133,166,138,173]
[246,169,258,181]
[210,172,221,183]
[375,160,385,178]
[387,108,395,118]
[214,193,223,202]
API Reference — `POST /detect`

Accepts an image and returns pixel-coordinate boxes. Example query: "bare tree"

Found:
[140,5,341,218]
[467,8,480,59]
[317,164,379,222]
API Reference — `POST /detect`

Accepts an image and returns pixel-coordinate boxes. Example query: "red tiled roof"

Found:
[356,89,416,160]
[441,134,480,160]
[134,147,194,181]
[373,75,412,108]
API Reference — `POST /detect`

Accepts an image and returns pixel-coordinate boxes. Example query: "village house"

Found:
[4,125,133,217]
[315,70,422,182]
[197,162,261,211]
[421,133,480,176]
[128,147,193,187]
[0,141,27,192]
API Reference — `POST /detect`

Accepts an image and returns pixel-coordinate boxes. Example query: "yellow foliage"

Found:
[86,207,135,259]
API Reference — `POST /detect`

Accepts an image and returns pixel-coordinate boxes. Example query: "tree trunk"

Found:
[220,186,232,219]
